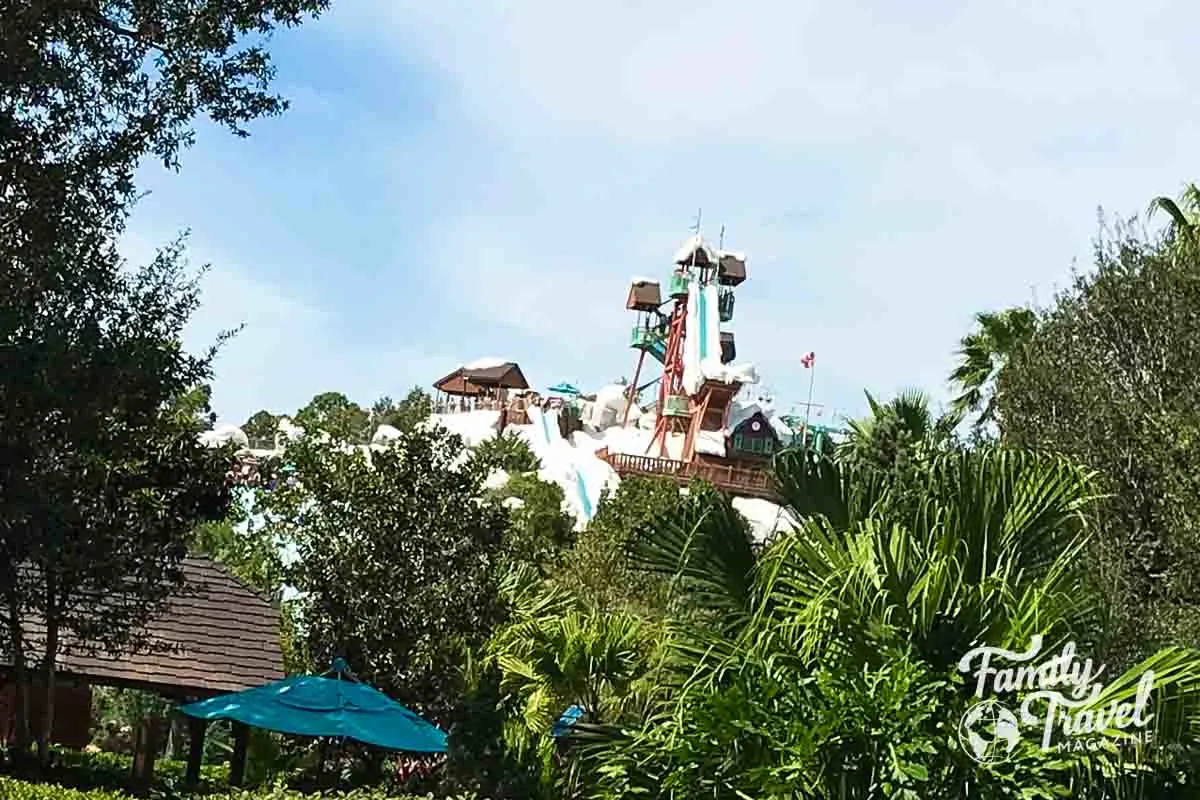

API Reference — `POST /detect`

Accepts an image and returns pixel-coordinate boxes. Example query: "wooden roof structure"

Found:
[434,361,529,397]
[1,556,283,698]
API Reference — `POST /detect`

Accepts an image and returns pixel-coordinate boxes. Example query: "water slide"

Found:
[524,406,598,525]
[685,280,759,387]
[682,280,703,395]
[697,282,723,377]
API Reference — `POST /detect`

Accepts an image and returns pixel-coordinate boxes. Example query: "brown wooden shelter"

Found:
[434,361,529,412]
[435,361,529,395]
[0,555,283,786]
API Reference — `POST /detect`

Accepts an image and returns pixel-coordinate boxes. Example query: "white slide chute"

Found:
[524,406,609,527]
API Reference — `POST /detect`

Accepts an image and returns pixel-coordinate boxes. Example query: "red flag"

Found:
[801,351,815,368]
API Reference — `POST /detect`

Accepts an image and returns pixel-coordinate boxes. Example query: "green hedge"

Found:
[0,776,473,799]
[48,747,229,787]
[0,776,134,799]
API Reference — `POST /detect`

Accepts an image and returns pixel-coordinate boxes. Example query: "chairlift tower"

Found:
[621,225,747,460]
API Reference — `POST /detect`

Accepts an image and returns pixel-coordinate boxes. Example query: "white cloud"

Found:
[147,0,1200,423]
[338,0,1200,419]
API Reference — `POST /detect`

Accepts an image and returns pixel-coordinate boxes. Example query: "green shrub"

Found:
[0,775,477,799]
[0,776,134,799]
[471,432,540,474]
[37,747,228,792]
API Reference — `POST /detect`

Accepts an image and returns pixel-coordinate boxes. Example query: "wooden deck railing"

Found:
[604,452,779,501]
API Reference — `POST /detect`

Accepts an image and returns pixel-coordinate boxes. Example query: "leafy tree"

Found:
[294,391,371,443]
[0,238,235,762]
[553,476,686,616]
[473,432,541,474]
[998,215,1200,664]
[948,306,1037,432]
[370,387,434,433]
[191,514,286,602]
[836,389,959,505]
[479,565,658,799]
[257,424,509,722]
[489,473,575,572]
[443,662,543,800]
[1150,182,1200,250]
[242,410,281,444]
[3,0,331,248]
[168,383,218,433]
[2,0,328,766]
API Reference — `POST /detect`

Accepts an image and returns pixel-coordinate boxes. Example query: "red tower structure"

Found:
[622,232,745,461]
[646,269,691,457]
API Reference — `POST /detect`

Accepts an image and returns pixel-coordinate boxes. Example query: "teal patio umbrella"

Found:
[179,660,446,753]
[547,382,580,396]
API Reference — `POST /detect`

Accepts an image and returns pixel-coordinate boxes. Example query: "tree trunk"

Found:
[36,614,59,767]
[3,588,31,764]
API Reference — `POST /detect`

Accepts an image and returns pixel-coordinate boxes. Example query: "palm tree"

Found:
[949,307,1037,429]
[840,389,957,468]
[477,564,660,796]
[1149,182,1200,249]
[582,447,1200,799]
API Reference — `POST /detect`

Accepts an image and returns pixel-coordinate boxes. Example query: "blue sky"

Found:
[121,0,1200,427]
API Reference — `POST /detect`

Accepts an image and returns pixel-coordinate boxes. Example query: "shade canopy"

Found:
[551,704,585,738]
[547,383,580,395]
[179,667,446,753]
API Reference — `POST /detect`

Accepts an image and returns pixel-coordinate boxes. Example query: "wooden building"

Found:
[0,555,283,786]
[434,361,530,412]
[726,411,781,461]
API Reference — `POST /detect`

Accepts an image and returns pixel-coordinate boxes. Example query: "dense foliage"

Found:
[579,444,1200,799]
[997,218,1200,666]
[8,13,1200,790]
[254,423,510,723]
[0,237,237,761]
[2,0,332,768]
[472,431,542,474]
[243,387,435,446]
[0,774,475,800]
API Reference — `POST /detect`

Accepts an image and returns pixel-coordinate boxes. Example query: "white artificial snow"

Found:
[694,430,727,457]
[587,383,637,430]
[200,424,249,449]
[673,233,715,265]
[371,424,402,444]
[484,468,511,490]
[521,406,616,529]
[430,410,501,447]
[463,356,510,370]
[732,497,798,543]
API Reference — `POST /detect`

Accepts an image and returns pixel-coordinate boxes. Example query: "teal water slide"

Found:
[534,408,595,522]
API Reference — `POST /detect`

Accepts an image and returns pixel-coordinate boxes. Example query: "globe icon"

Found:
[958,700,1021,763]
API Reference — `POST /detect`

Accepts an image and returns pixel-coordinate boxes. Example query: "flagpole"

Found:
[803,358,816,446]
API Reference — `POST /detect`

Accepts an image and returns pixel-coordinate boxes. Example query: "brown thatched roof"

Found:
[434,362,529,396]
[2,556,283,698]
